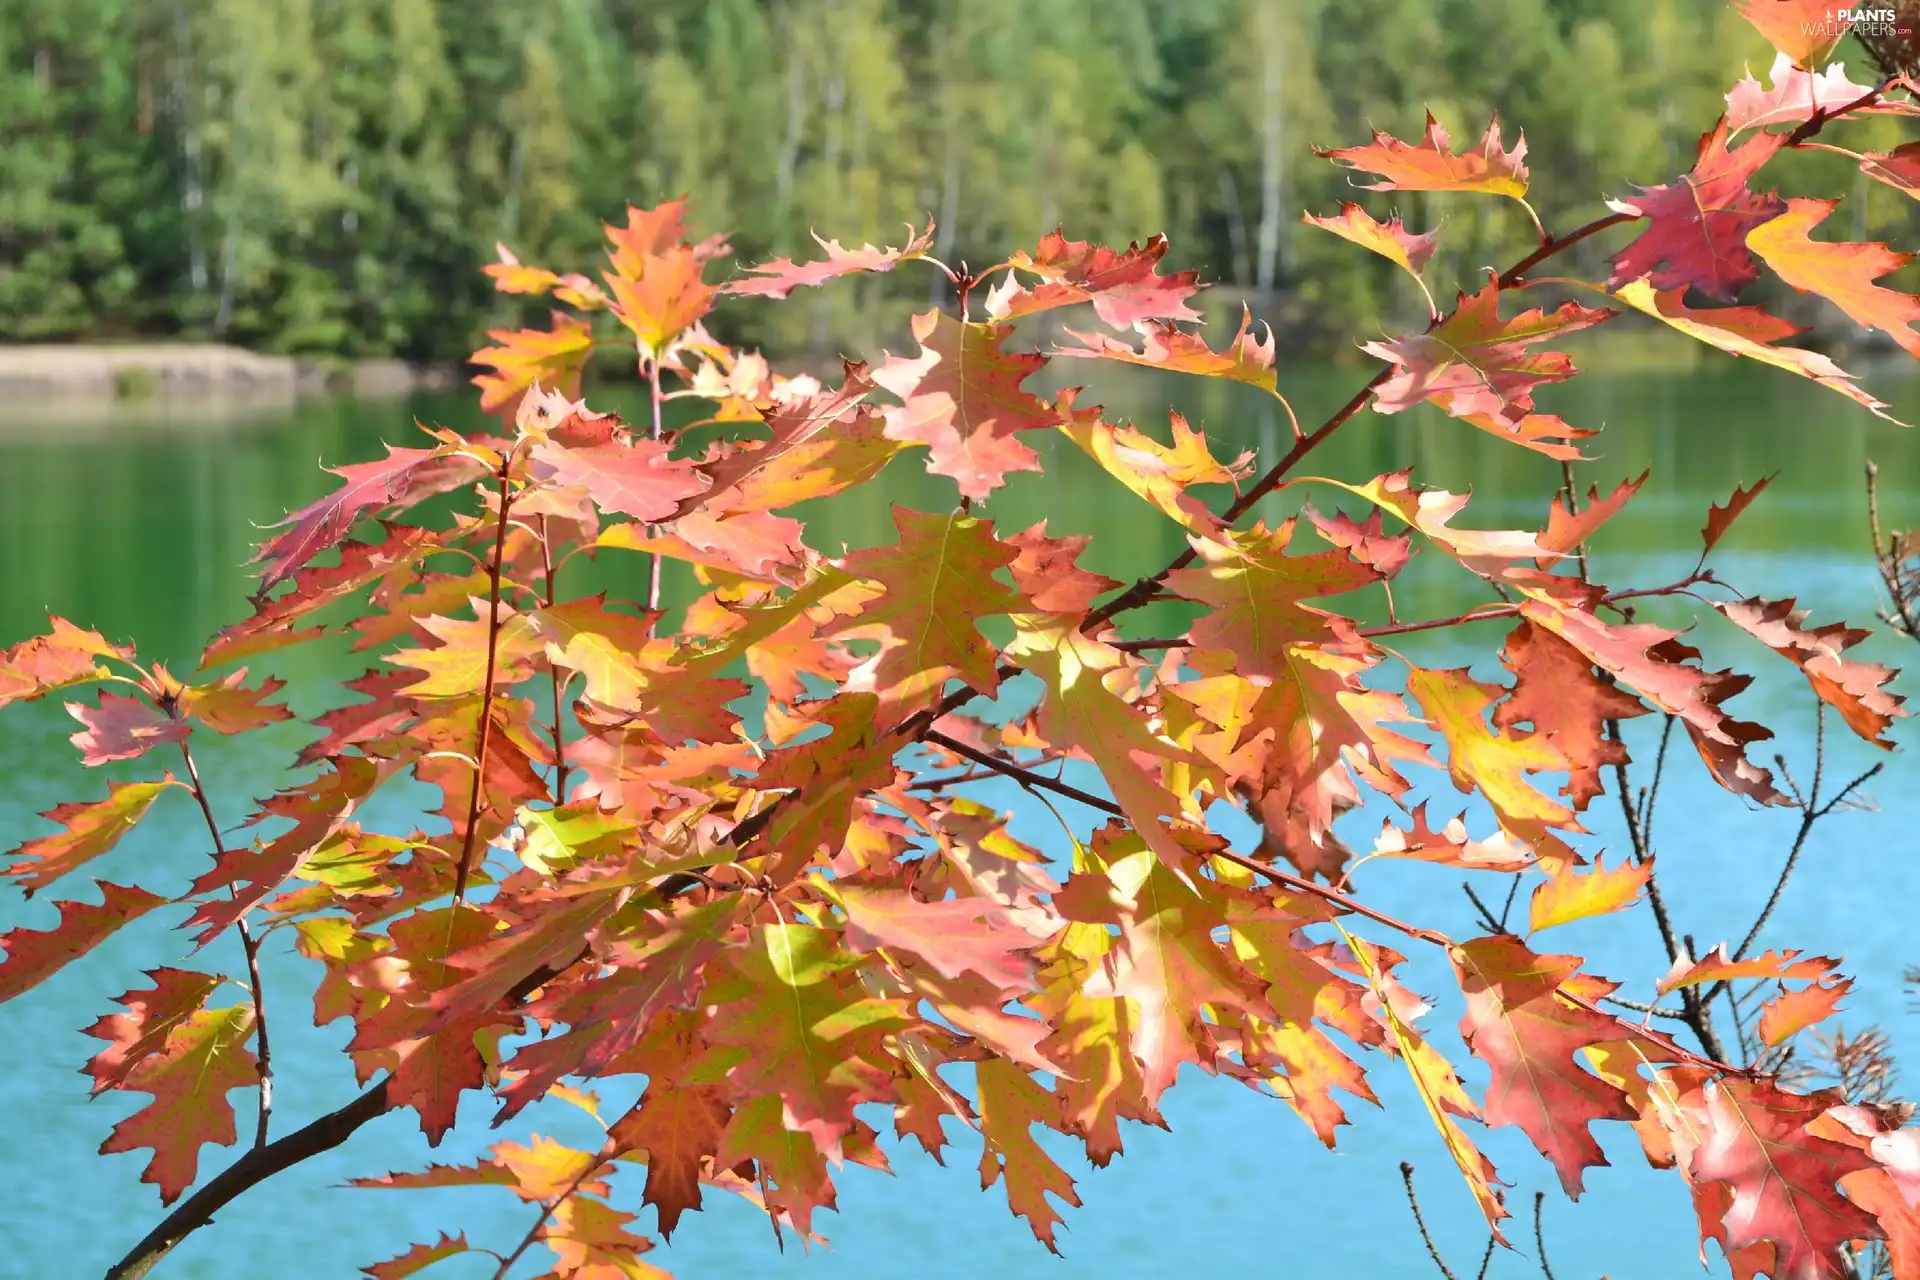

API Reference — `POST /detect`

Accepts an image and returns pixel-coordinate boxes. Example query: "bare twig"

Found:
[1602,995,1691,1022]
[1462,883,1504,935]
[923,729,1115,813]
[1400,1163,1461,1280]
[1534,1192,1558,1280]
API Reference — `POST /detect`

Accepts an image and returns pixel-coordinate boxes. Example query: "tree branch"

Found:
[1399,1163,1460,1280]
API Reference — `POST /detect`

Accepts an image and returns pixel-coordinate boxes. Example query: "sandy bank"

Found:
[0,343,457,405]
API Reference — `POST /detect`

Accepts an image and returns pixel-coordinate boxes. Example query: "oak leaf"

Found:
[1303,203,1440,279]
[1732,0,1851,68]
[873,309,1053,501]
[1057,307,1277,393]
[0,614,127,708]
[722,221,934,298]
[1168,518,1382,670]
[67,692,187,767]
[6,777,176,894]
[1528,855,1653,933]
[83,967,221,1094]
[1497,620,1645,810]
[529,420,709,522]
[1749,197,1920,358]
[180,669,293,733]
[1758,977,1853,1047]
[360,1233,477,1280]
[1606,119,1786,301]
[1314,112,1529,199]
[1713,595,1905,746]
[0,880,168,1003]
[1861,141,1920,198]
[828,882,1043,991]
[540,1196,671,1279]
[1055,401,1254,535]
[1703,475,1777,555]
[1725,53,1914,133]
[975,1058,1082,1253]
[985,230,1204,330]
[99,1003,257,1204]
[1656,945,1838,995]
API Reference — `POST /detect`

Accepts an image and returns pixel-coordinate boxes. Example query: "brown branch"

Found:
[176,738,272,1149]
[1496,211,1636,289]
[539,514,571,803]
[453,456,518,906]
[1533,1192,1558,1280]
[489,1158,606,1280]
[922,729,1116,814]
[1400,1162,1461,1280]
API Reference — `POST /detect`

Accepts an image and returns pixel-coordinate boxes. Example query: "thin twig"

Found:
[490,1160,604,1280]
[1534,1192,1558,1280]
[923,729,1115,813]
[1602,995,1690,1022]
[1400,1163,1460,1280]
[177,739,272,1149]
[1462,883,1504,935]
[540,514,570,803]
[1638,714,1675,837]
[647,355,666,622]
[452,454,519,906]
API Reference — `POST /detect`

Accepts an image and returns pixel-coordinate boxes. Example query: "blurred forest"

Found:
[4,0,1917,363]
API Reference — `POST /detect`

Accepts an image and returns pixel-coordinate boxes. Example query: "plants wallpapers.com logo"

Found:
[1804,6,1915,37]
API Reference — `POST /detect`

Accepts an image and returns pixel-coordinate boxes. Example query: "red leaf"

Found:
[829,883,1043,991]
[528,418,709,522]
[1703,475,1777,555]
[6,777,176,894]
[1313,111,1529,198]
[1497,621,1646,810]
[1861,140,1920,198]
[83,967,221,1094]
[722,221,935,298]
[66,692,187,767]
[360,1232,476,1280]
[873,309,1054,502]
[251,443,483,592]
[98,1003,258,1204]
[1302,203,1440,277]
[1758,977,1853,1046]
[1748,196,1920,359]
[0,614,128,708]
[984,230,1204,330]
[1057,306,1277,392]
[1657,944,1837,995]
[1606,118,1785,301]
[1725,52,1915,133]
[0,880,168,1003]
[1713,595,1905,746]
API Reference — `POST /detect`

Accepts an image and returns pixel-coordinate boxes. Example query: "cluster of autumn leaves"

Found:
[4,4,1920,1278]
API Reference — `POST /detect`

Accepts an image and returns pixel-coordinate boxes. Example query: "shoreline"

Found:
[0,343,457,407]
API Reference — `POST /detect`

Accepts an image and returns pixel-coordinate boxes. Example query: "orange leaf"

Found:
[1732,0,1850,68]
[6,777,176,894]
[722,221,935,299]
[1748,196,1920,358]
[985,230,1204,330]
[360,1233,476,1280]
[1607,119,1786,301]
[1528,854,1653,933]
[1758,977,1853,1046]
[975,1058,1082,1253]
[0,880,168,1003]
[1702,475,1777,555]
[1713,595,1905,746]
[99,1003,257,1204]
[470,311,595,420]
[83,967,221,1095]
[1302,203,1440,277]
[1656,944,1837,995]
[1313,111,1529,199]
[1058,306,1277,391]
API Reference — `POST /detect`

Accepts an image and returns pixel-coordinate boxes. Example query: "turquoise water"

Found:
[3,357,1919,1278]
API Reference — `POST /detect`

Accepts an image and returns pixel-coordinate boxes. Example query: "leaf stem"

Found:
[452,453,518,906]
[539,514,570,803]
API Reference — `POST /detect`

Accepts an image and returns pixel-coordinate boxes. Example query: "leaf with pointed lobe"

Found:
[604,199,727,272]
[1030,920,1164,1167]
[1497,620,1645,810]
[975,1058,1081,1253]
[1306,505,1413,579]
[871,309,1053,501]
[1057,306,1277,392]
[1303,203,1440,279]
[491,1134,612,1202]
[1758,977,1854,1046]
[1713,595,1905,746]
[251,443,483,594]
[1168,518,1382,671]
[1606,119,1786,301]
[1450,407,1597,460]
[471,311,595,421]
[99,1003,257,1204]
[1732,0,1851,68]
[540,1196,672,1280]
[1861,141,1920,198]
[1690,1077,1882,1278]
[1748,197,1920,358]
[360,1233,477,1280]
[1452,936,1640,1197]
[6,778,176,894]
[82,967,221,1095]
[0,614,127,708]
[696,923,913,1163]
[826,507,1021,700]
[528,596,675,712]
[529,424,709,523]
[348,1160,517,1192]
[985,230,1204,330]
[1610,278,1903,423]
[180,669,292,733]
[1538,472,1647,559]
[1003,521,1122,616]
[387,603,545,699]
[1315,111,1529,198]
[1367,805,1535,872]
[1703,475,1777,555]
[484,242,606,308]
[603,237,720,359]
[1055,398,1254,536]
[711,1093,837,1239]
[604,1014,730,1240]
[67,693,187,767]
[1656,944,1838,995]
[1408,665,1582,847]
[825,882,1043,991]
[722,221,935,298]
[1364,278,1613,428]
[0,880,168,1003]
[1725,52,1915,133]
[1529,854,1653,933]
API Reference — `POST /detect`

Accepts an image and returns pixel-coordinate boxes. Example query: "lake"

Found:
[4,352,1919,1279]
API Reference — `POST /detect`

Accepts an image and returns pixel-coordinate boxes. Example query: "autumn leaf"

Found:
[1497,620,1645,810]
[873,309,1054,501]
[1057,306,1278,393]
[1689,1077,1882,1277]
[975,1058,1081,1253]
[528,596,675,711]
[985,230,1204,330]
[1407,665,1581,849]
[1006,522,1123,615]
[606,1018,729,1240]
[722,221,934,298]
[1713,595,1905,746]
[0,614,127,708]
[1364,277,1613,428]
[540,1196,671,1279]
[1302,204,1440,283]
[1055,400,1254,536]
[1608,277,1903,423]
[1759,977,1854,1047]
[1748,196,1920,358]
[0,880,168,1003]
[251,443,484,592]
[1725,52,1913,133]
[1732,0,1852,68]
[826,507,1022,700]
[1313,111,1530,199]
[1528,855,1653,933]
[1656,944,1837,995]
[528,417,709,521]
[99,1003,257,1204]
[1167,518,1382,670]
[180,669,294,733]
[1861,141,1920,198]
[360,1233,477,1280]
[471,311,596,419]
[6,777,177,894]
[1607,119,1786,301]
[827,882,1043,991]
[67,692,188,767]
[83,967,221,1095]
[1452,936,1639,1196]
[1702,475,1776,555]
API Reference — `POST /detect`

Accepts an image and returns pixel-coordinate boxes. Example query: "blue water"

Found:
[3,365,1918,1279]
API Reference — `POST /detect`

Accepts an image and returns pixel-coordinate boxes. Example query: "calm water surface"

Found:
[4,358,1920,1279]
